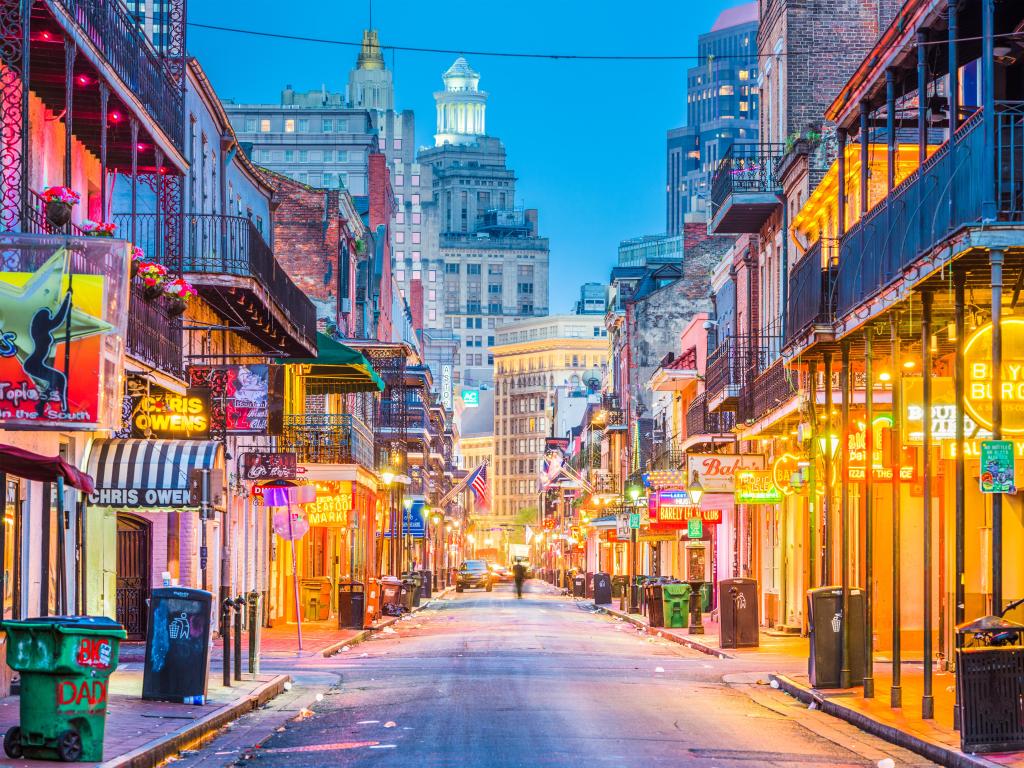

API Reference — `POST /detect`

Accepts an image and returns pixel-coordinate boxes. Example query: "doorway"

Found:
[116,514,151,640]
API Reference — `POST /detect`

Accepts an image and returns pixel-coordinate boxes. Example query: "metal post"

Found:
[890,318,903,708]
[99,83,109,220]
[864,330,875,697]
[130,119,138,245]
[922,290,934,720]
[0,472,6,620]
[63,41,75,190]
[41,482,51,616]
[948,0,959,230]
[917,30,928,169]
[840,341,852,688]
[886,70,896,192]
[823,351,833,584]
[233,596,243,681]
[954,271,966,626]
[981,0,996,221]
[837,130,847,236]
[247,590,261,674]
[860,103,870,216]
[628,526,638,614]
[991,248,1004,612]
[807,361,818,594]
[221,598,231,687]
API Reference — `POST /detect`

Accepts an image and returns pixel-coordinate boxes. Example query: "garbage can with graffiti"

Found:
[142,588,214,703]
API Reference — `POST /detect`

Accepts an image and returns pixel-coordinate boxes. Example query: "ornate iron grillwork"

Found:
[0,0,26,232]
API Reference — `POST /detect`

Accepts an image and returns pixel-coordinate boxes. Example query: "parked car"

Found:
[489,564,513,582]
[456,560,493,592]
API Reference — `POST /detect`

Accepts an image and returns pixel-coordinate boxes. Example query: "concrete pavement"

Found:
[176,580,937,767]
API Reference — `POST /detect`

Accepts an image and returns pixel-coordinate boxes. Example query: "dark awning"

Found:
[0,444,95,493]
[86,439,223,508]
[280,333,385,392]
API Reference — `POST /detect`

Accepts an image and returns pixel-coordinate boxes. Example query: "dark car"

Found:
[456,560,493,592]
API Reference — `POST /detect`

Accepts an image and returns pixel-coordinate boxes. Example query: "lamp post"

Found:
[381,469,395,576]
[625,483,642,614]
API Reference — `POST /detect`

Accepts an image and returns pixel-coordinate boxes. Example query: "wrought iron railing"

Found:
[647,441,685,471]
[52,0,183,148]
[705,335,770,407]
[739,358,797,424]
[786,240,837,347]
[836,103,1024,319]
[126,280,184,378]
[685,392,735,437]
[710,143,785,219]
[280,414,375,469]
[115,212,317,348]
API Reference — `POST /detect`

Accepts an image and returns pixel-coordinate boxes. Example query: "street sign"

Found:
[980,439,1015,493]
[628,512,641,529]
[687,517,703,539]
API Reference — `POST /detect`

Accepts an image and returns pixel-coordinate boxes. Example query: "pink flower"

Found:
[131,246,145,261]
[41,186,80,205]
[164,277,198,300]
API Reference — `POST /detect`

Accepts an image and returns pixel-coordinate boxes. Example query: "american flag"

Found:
[469,463,489,510]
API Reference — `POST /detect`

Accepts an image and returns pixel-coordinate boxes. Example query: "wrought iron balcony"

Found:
[836,103,1024,320]
[126,280,183,379]
[115,212,317,356]
[647,441,685,471]
[46,0,184,150]
[709,143,785,234]
[785,241,837,350]
[738,358,797,426]
[279,414,375,469]
[685,392,735,438]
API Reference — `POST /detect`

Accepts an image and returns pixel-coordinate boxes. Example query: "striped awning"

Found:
[86,439,223,509]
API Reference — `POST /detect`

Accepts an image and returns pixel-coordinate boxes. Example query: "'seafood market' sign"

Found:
[964,319,1024,435]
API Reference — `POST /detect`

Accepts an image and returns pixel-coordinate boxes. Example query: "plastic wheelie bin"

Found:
[381,575,404,616]
[2,616,126,762]
[401,572,422,607]
[662,583,692,628]
[337,582,365,629]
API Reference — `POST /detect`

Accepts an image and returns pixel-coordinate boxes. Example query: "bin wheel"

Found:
[3,727,22,759]
[56,729,83,762]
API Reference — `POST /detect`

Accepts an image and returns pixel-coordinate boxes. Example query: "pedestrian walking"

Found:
[513,562,526,599]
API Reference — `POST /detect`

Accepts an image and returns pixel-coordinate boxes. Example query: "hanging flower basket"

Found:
[129,246,145,279]
[163,278,197,317]
[41,187,79,228]
[144,284,164,301]
[82,221,116,238]
[136,261,168,301]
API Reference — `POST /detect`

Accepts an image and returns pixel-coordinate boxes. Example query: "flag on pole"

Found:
[468,462,489,511]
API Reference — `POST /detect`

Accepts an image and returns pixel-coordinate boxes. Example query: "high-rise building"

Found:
[574,283,606,315]
[666,2,759,230]
[419,58,550,389]
[489,314,608,524]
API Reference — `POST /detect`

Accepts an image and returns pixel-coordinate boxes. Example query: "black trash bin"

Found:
[593,573,612,605]
[142,587,213,703]
[956,615,1024,753]
[585,572,594,598]
[719,578,759,648]
[419,570,432,599]
[401,572,422,607]
[647,583,666,627]
[337,582,365,629]
[807,586,865,689]
[573,574,586,598]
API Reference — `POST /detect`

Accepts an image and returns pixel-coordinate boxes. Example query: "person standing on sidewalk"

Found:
[513,562,526,599]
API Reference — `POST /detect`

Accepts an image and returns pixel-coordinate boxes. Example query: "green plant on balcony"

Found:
[785,129,822,155]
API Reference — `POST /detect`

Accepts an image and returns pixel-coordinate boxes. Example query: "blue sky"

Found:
[189,1,743,313]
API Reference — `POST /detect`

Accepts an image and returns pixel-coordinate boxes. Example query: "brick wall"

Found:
[368,152,395,342]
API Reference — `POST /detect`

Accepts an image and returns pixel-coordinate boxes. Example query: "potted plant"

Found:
[162,277,197,317]
[82,220,116,237]
[40,186,80,228]
[137,261,168,301]
[129,246,145,278]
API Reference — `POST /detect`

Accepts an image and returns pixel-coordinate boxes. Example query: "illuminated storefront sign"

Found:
[307,481,353,526]
[687,453,765,492]
[462,388,479,408]
[130,391,211,438]
[903,378,987,443]
[964,319,1024,435]
[648,489,721,529]
[441,365,453,409]
[734,469,782,503]
[848,415,916,482]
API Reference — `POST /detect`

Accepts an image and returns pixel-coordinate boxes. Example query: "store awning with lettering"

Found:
[86,438,223,508]
[280,333,384,392]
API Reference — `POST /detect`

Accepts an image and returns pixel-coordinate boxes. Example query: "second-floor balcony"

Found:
[785,240,837,352]
[685,392,735,440]
[705,335,768,413]
[279,414,375,470]
[117,212,317,357]
[126,280,183,379]
[738,358,798,427]
[709,143,785,234]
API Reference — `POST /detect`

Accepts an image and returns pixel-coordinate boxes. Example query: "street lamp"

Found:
[687,473,705,506]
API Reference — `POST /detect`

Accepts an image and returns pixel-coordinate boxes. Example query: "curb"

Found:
[768,674,1003,768]
[102,674,290,768]
[595,604,734,659]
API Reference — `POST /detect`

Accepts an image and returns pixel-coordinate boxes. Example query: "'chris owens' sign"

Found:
[88,487,193,507]
[130,390,210,439]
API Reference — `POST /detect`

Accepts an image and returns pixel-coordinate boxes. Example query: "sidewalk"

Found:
[591,598,1022,768]
[0,668,288,768]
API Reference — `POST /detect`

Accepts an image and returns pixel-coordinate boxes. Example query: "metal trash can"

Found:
[807,586,865,688]
[419,570,432,599]
[143,588,214,703]
[337,582,365,629]
[585,571,594,598]
[402,572,422,608]
[647,583,666,627]
[956,615,1024,753]
[661,583,691,628]
[381,575,404,616]
[593,573,612,605]
[719,578,759,648]
[573,574,586,598]
[400,579,416,610]
[2,616,126,762]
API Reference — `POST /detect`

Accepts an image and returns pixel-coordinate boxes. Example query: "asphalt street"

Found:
[186,582,937,768]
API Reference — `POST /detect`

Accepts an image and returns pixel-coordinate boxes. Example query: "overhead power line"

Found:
[188,21,1022,63]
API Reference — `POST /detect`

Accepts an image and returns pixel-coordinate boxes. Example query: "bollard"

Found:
[233,596,244,681]
[247,590,261,675]
[221,598,233,687]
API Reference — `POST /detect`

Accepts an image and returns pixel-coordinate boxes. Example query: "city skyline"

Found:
[188,0,742,312]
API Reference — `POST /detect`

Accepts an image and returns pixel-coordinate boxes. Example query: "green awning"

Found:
[280,333,385,392]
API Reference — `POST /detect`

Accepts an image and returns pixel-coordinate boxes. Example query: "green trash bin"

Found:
[2,616,126,762]
[662,583,692,628]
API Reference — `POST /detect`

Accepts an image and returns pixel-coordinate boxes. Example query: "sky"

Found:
[188,0,744,313]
